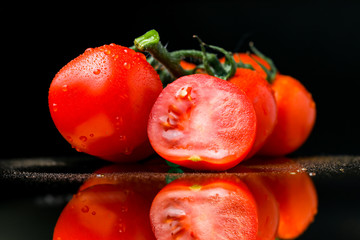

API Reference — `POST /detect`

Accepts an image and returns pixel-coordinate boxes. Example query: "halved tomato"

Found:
[147,74,257,170]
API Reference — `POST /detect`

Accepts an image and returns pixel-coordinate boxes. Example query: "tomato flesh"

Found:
[148,74,257,170]
[150,177,258,240]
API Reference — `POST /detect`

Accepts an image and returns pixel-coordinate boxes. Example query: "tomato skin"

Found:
[48,44,162,162]
[258,75,316,156]
[150,176,258,240]
[147,74,257,170]
[229,68,277,159]
[53,184,156,240]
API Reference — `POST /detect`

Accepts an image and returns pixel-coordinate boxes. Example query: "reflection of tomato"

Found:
[244,175,279,240]
[150,177,258,240]
[53,184,155,240]
[49,44,163,162]
[147,74,257,170]
[255,158,318,239]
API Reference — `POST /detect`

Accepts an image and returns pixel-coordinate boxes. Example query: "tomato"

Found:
[147,74,257,170]
[258,74,316,156]
[48,44,163,162]
[150,176,258,240]
[53,184,155,240]
[232,53,271,79]
[228,68,277,159]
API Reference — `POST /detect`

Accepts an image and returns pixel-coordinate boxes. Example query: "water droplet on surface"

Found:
[123,49,128,53]
[93,69,101,75]
[62,84,68,92]
[85,48,93,52]
[81,205,89,213]
[91,211,96,215]
[104,49,111,55]
[89,133,94,138]
[123,62,131,69]
[119,135,127,141]
[79,136,87,142]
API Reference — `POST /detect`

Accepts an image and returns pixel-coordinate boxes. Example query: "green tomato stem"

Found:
[134,29,237,83]
[249,42,278,83]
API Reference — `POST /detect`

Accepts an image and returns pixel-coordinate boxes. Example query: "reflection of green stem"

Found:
[165,167,184,184]
[134,29,237,82]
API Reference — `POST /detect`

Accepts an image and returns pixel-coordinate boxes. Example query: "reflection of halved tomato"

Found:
[150,177,258,240]
[53,184,155,240]
[147,74,257,170]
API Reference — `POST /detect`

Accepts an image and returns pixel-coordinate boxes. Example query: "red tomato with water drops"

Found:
[53,184,156,240]
[48,44,162,162]
[150,177,258,240]
[147,74,257,170]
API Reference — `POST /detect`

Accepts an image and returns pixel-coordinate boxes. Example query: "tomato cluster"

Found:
[48,30,316,170]
[53,158,317,240]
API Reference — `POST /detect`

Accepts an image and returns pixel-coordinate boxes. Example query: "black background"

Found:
[3,0,360,158]
[1,1,360,239]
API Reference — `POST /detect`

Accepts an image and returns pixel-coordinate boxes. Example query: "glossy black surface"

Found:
[0,156,359,240]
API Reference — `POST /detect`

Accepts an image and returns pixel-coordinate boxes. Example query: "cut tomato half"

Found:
[147,74,257,170]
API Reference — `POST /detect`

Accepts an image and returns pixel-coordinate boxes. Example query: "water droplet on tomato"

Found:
[75,147,82,152]
[114,54,119,60]
[81,205,89,213]
[123,62,131,69]
[66,136,73,142]
[104,49,111,55]
[62,84,68,92]
[85,48,93,52]
[120,206,128,212]
[119,135,127,141]
[79,136,87,142]
[93,69,101,75]
[124,147,132,155]
[91,211,96,215]
[52,103,58,112]
[136,52,146,61]
[123,49,128,53]
[118,223,126,233]
[89,133,94,138]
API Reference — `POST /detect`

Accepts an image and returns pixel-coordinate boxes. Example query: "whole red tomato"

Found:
[258,74,316,156]
[48,44,163,162]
